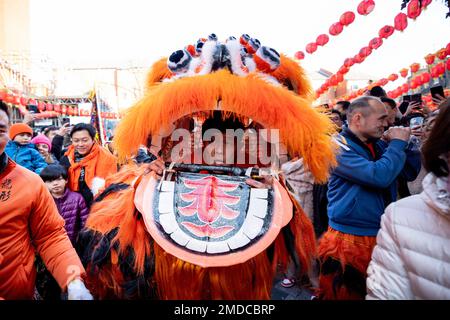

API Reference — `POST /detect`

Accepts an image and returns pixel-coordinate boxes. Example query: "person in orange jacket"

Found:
[0,101,92,300]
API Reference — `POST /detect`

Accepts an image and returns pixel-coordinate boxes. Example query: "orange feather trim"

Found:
[145,57,173,89]
[114,70,336,183]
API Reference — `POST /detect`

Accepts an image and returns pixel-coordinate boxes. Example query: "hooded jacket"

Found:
[366,173,450,299]
[4,141,47,174]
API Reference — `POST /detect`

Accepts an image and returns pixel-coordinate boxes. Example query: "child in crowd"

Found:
[31,134,59,164]
[5,123,47,174]
[39,164,89,244]
[35,164,89,300]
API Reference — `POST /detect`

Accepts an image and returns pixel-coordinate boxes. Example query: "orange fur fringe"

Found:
[115,68,337,183]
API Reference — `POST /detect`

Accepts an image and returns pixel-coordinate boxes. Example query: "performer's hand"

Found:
[144,158,165,176]
[67,278,93,300]
[246,175,273,189]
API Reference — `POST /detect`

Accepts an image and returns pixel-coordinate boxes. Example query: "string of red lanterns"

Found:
[295,0,375,59]
[316,0,430,99]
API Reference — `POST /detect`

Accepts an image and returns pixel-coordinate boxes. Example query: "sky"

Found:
[28,0,450,92]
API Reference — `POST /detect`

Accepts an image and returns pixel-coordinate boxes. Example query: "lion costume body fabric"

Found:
[77,34,336,299]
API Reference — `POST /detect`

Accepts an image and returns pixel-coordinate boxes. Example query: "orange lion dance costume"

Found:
[77,34,336,299]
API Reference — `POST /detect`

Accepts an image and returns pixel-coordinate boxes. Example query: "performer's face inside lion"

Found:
[80,34,336,300]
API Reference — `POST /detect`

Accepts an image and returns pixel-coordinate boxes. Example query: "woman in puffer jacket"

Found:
[366,98,450,300]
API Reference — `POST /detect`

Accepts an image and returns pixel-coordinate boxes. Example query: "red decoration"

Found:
[13,96,20,105]
[316,34,329,46]
[379,25,395,39]
[294,51,305,60]
[46,103,53,111]
[431,66,439,78]
[68,106,74,116]
[329,75,338,86]
[353,54,365,64]
[344,58,355,68]
[20,97,28,106]
[28,99,37,106]
[437,48,447,60]
[5,93,14,104]
[369,37,383,50]
[410,78,418,90]
[359,46,372,58]
[446,42,450,56]
[336,73,344,83]
[74,106,79,116]
[410,63,420,73]
[329,22,344,36]
[357,0,375,16]
[394,13,408,32]
[338,66,349,75]
[424,54,435,65]
[0,90,6,100]
[388,73,398,82]
[61,105,67,115]
[421,72,431,84]
[401,83,409,93]
[446,59,450,71]
[53,104,59,112]
[38,101,45,111]
[340,11,355,26]
[421,0,432,9]
[305,42,318,54]
[407,0,422,19]
[436,62,445,76]
[400,68,409,78]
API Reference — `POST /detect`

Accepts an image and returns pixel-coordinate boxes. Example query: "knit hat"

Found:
[9,123,33,140]
[31,134,52,151]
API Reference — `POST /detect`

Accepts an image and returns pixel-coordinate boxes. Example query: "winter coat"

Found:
[366,173,450,299]
[0,155,85,299]
[327,127,421,236]
[4,141,47,174]
[54,189,89,244]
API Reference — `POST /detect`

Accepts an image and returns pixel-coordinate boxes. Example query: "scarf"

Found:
[65,143,117,192]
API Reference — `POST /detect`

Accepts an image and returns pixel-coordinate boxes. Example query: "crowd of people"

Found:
[0,81,449,300]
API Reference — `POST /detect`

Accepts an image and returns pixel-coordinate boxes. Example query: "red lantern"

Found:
[394,13,408,32]
[431,66,439,78]
[0,90,6,100]
[20,97,28,106]
[421,0,432,8]
[28,99,37,106]
[379,25,395,39]
[410,78,418,90]
[424,54,435,65]
[421,72,431,84]
[446,42,450,56]
[5,93,14,104]
[294,51,305,60]
[437,48,447,60]
[369,37,383,50]
[400,68,409,78]
[340,11,355,26]
[359,46,372,58]
[353,54,365,64]
[446,59,450,71]
[388,73,398,82]
[336,73,344,83]
[46,103,53,111]
[410,63,420,73]
[74,106,79,116]
[38,101,45,111]
[436,62,445,76]
[316,34,329,46]
[407,0,422,19]
[305,42,318,54]
[329,22,343,36]
[357,0,375,16]
[379,78,389,86]
[338,66,349,75]
[344,58,355,68]
[61,105,67,115]
[68,106,74,116]
[401,83,409,93]
[53,103,59,112]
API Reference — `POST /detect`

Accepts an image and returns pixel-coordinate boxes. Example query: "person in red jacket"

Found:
[0,101,92,300]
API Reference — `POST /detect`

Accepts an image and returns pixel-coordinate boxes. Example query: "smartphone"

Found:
[410,93,422,105]
[399,101,409,114]
[409,116,424,128]
[430,85,445,100]
[61,117,70,125]
[27,104,39,114]
[402,95,411,102]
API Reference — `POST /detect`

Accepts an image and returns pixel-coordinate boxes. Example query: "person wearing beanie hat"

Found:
[5,123,48,174]
[31,134,59,165]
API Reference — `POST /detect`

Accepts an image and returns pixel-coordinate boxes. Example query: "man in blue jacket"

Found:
[317,96,420,300]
